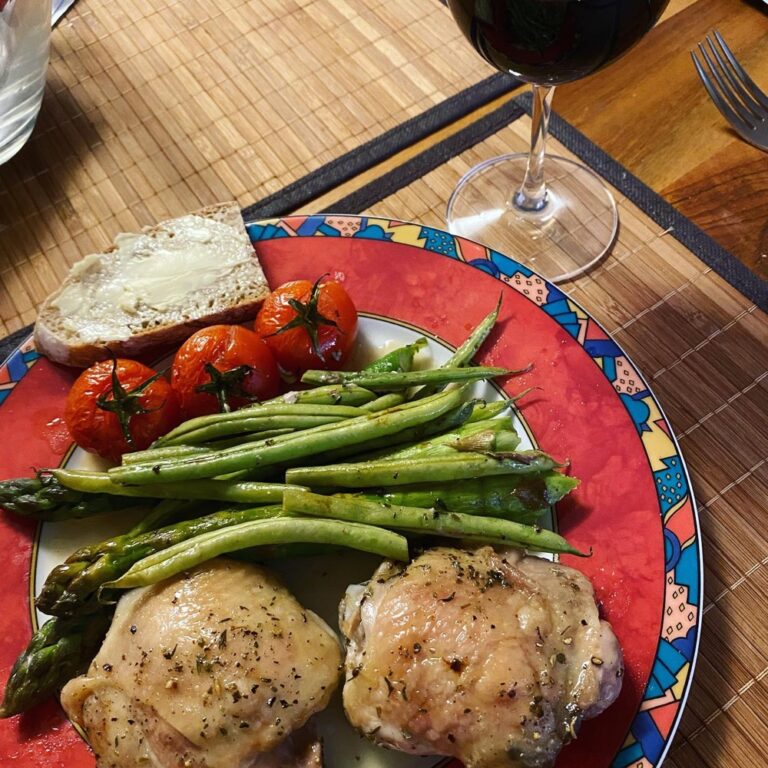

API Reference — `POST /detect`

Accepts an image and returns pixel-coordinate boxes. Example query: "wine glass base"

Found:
[446,154,618,283]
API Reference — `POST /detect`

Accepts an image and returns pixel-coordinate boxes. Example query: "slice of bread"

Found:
[34,202,270,367]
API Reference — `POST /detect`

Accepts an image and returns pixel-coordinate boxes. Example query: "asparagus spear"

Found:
[0,471,303,522]
[108,388,468,485]
[282,489,585,556]
[0,474,152,522]
[0,609,113,717]
[36,505,284,617]
[285,450,564,488]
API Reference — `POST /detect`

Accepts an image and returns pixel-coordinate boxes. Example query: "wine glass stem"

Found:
[513,83,556,213]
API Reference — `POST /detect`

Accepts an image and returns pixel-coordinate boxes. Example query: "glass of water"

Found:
[0,0,51,165]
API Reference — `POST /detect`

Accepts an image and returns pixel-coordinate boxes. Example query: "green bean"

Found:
[53,470,303,504]
[452,429,520,454]
[176,393,439,459]
[411,298,503,400]
[362,338,427,373]
[300,365,512,391]
[282,489,585,556]
[465,399,512,422]
[267,383,377,406]
[123,430,296,463]
[359,393,407,412]
[286,450,563,488]
[312,397,479,465]
[165,413,359,447]
[358,419,503,462]
[199,428,295,450]
[154,397,370,446]
[464,387,535,423]
[369,422,519,461]
[122,445,211,465]
[357,473,579,521]
[156,403,366,447]
[36,506,285,616]
[444,295,502,368]
[102,518,409,591]
[109,389,467,485]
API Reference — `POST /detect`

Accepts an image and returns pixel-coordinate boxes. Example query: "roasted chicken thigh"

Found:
[61,558,341,767]
[340,546,623,768]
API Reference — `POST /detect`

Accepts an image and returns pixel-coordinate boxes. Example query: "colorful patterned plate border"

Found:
[244,215,702,768]
[0,215,701,768]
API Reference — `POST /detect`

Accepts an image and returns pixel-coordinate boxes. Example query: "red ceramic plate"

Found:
[0,215,700,768]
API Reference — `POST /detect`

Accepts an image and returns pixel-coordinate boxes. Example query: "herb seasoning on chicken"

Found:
[339,546,623,768]
[61,559,341,767]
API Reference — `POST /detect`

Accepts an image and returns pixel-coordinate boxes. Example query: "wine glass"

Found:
[445,0,669,282]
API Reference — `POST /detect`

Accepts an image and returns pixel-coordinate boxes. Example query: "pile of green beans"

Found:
[1,299,586,717]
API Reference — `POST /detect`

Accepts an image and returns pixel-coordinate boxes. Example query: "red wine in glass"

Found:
[445,0,670,281]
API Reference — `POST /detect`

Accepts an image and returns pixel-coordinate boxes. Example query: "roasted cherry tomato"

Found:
[65,359,181,462]
[254,276,358,378]
[171,325,280,418]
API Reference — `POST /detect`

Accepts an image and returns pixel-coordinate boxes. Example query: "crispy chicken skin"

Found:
[61,558,341,767]
[340,546,623,768]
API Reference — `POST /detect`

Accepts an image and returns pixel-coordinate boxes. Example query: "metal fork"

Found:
[691,30,768,151]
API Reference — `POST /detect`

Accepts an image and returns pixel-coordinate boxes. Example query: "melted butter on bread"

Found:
[34,202,270,366]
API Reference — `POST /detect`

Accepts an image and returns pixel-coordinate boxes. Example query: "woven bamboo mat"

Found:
[0,0,500,337]
[306,111,766,768]
[0,0,765,761]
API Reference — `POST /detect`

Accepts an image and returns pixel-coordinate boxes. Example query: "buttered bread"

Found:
[34,202,269,367]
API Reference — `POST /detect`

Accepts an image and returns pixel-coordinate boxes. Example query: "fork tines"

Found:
[691,30,768,149]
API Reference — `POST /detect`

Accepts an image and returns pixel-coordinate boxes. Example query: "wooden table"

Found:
[555,0,768,278]
[0,2,766,767]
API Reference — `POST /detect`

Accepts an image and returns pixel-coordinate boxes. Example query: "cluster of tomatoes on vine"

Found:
[65,277,358,461]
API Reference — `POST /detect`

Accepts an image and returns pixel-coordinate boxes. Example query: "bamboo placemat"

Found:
[0,0,512,337]
[0,0,765,762]
[299,104,765,768]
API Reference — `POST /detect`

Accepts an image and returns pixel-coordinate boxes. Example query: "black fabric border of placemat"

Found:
[241,72,519,221]
[0,325,34,364]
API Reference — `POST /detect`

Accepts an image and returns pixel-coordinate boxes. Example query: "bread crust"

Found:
[34,299,266,367]
[33,203,269,367]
